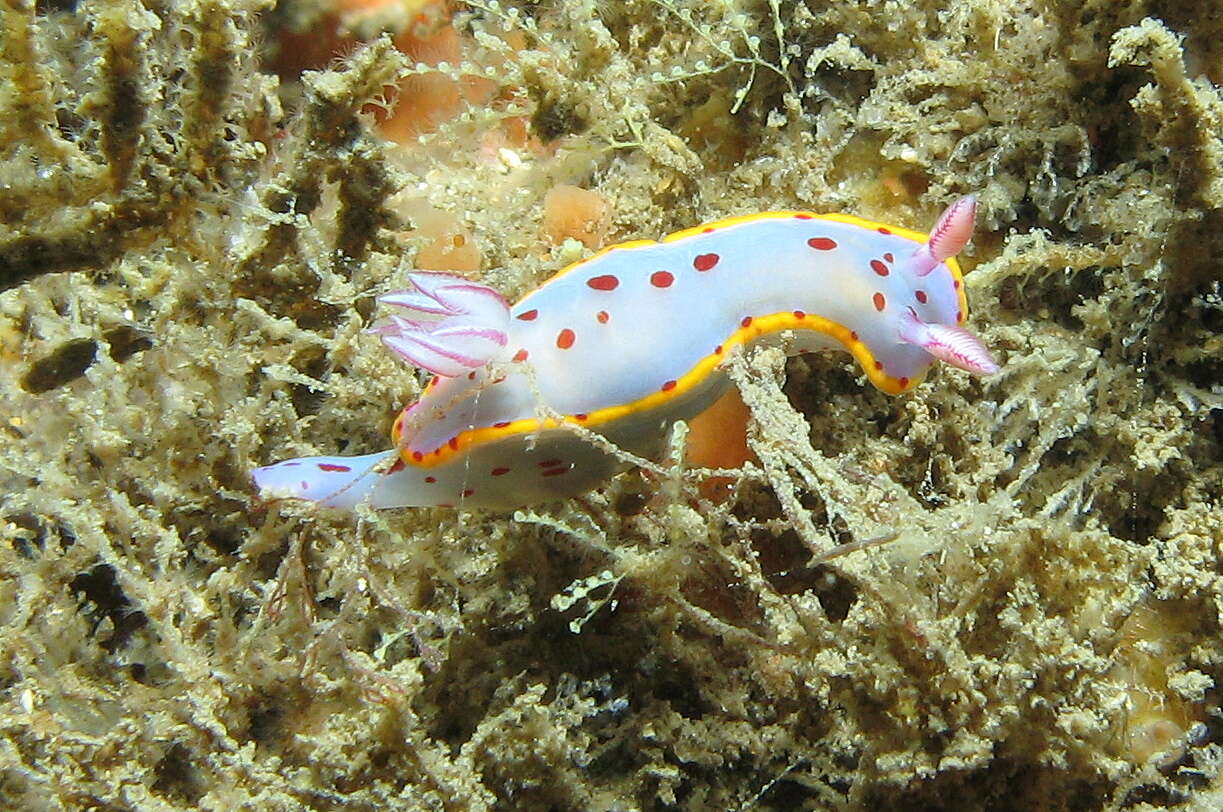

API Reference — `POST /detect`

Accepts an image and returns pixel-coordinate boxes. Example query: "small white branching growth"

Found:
[551,569,625,633]
[646,0,794,113]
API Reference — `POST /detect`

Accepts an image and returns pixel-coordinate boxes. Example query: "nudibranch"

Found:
[253,196,998,510]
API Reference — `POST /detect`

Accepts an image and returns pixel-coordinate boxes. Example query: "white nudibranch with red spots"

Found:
[252,196,998,510]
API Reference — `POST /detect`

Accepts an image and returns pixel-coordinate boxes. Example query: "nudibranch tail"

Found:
[897,308,999,375]
[909,195,977,278]
[370,272,509,377]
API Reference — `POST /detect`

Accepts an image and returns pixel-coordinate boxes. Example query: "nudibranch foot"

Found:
[253,196,1000,511]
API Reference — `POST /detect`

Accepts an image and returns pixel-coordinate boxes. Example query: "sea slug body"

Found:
[253,196,998,510]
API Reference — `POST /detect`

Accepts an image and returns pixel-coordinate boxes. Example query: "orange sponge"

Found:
[542,185,610,249]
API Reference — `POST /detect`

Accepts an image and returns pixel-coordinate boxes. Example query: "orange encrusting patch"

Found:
[686,387,755,502]
[363,2,532,146]
[395,202,482,271]
[542,185,611,249]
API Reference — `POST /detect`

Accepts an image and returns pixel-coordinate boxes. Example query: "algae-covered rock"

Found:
[1,0,1221,809]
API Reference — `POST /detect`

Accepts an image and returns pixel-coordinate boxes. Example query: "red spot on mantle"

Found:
[587,275,619,291]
